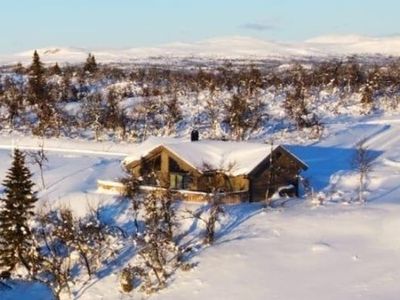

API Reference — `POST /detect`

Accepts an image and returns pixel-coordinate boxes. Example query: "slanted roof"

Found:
[123,136,307,176]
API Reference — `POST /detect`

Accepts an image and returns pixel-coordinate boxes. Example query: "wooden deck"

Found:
[97,180,249,203]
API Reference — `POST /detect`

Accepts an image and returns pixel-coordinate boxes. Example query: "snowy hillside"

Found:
[2,34,400,65]
[2,113,400,299]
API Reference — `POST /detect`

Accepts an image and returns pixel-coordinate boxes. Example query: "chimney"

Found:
[191,129,199,142]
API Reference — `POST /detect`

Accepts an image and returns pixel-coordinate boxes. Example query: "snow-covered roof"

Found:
[123,136,306,176]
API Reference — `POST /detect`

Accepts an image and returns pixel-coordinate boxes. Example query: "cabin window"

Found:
[153,155,161,171]
[169,157,185,172]
[141,155,161,174]
[170,172,189,189]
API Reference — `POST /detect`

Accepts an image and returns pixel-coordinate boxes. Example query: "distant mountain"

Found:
[305,34,400,56]
[1,34,400,65]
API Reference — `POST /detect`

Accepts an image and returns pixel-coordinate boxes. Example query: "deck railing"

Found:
[97,180,249,203]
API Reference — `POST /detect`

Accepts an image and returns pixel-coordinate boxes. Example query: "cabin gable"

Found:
[248,146,305,201]
[129,145,202,190]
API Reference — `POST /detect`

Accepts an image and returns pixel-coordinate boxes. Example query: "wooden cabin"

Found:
[122,136,308,203]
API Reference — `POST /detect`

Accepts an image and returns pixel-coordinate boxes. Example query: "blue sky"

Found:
[1,0,399,54]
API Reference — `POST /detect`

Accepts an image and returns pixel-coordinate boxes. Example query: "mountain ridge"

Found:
[2,34,400,65]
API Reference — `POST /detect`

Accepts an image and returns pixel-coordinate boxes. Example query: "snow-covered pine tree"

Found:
[0,149,38,276]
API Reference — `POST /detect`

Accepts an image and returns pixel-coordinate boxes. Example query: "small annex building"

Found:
[120,135,308,203]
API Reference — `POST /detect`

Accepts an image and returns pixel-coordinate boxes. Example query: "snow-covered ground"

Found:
[148,203,400,300]
[2,113,400,299]
[2,280,54,300]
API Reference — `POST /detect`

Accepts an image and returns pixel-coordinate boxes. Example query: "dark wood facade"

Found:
[248,146,306,201]
[125,145,307,203]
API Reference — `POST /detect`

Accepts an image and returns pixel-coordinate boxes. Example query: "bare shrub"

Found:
[352,139,374,203]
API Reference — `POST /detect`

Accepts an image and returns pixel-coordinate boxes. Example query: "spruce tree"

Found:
[0,149,38,275]
[28,51,57,135]
[28,50,47,105]
[30,50,45,76]
[83,53,97,74]
[50,62,62,76]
